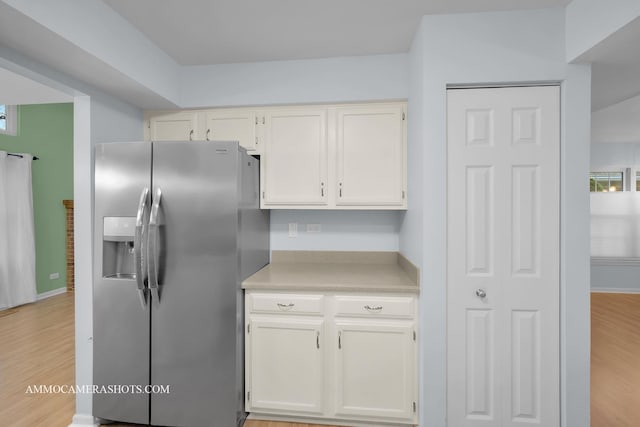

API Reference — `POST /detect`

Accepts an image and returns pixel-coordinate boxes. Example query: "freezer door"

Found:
[150,141,242,426]
[93,142,151,424]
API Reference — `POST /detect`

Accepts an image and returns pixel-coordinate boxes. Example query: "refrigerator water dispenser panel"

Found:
[103,216,136,279]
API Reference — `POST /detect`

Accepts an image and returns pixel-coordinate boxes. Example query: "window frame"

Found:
[589,169,625,193]
[0,105,18,136]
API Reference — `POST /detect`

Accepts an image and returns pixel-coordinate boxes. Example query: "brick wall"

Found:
[62,200,74,291]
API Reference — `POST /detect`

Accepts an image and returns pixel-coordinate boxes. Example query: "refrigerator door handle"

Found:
[134,187,149,308]
[148,187,162,303]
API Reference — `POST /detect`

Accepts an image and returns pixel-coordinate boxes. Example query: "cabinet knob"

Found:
[189,129,194,141]
[475,288,487,298]
[364,305,383,312]
[206,129,210,141]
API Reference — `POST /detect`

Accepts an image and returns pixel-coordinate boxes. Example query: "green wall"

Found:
[0,103,73,294]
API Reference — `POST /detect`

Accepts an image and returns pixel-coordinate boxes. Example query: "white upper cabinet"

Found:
[260,102,407,210]
[147,109,262,154]
[335,104,406,207]
[205,109,260,152]
[262,108,328,207]
[149,111,200,142]
[146,102,407,210]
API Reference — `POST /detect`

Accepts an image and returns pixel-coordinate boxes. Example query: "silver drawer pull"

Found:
[364,305,383,311]
[277,303,295,310]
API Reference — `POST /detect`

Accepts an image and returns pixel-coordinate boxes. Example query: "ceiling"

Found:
[102,0,640,111]
[104,0,570,65]
[3,0,640,112]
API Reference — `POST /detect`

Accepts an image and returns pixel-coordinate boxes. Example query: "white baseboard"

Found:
[68,414,98,427]
[591,287,640,294]
[37,287,67,300]
[247,413,414,427]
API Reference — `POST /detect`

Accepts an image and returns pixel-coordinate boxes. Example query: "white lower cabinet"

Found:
[245,291,418,425]
[247,316,324,415]
[334,320,416,420]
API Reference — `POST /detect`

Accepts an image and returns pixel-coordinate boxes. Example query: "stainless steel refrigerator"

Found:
[93,140,269,426]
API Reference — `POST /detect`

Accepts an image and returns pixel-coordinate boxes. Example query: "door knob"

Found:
[475,288,487,298]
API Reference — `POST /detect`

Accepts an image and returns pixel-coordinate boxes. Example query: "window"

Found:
[0,105,17,136]
[590,171,623,192]
[0,104,6,130]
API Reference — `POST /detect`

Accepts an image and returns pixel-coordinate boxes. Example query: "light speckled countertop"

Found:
[242,251,419,294]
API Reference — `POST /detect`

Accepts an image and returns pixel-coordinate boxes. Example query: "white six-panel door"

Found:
[447,86,559,427]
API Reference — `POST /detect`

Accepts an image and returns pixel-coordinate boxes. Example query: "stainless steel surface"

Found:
[149,141,267,427]
[150,141,238,426]
[94,140,269,427]
[475,288,487,298]
[93,142,151,425]
[134,187,149,308]
[147,187,162,303]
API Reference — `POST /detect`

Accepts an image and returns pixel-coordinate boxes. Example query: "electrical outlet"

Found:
[306,224,322,233]
[49,272,60,280]
[288,222,298,237]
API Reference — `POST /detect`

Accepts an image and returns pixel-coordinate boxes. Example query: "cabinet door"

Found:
[247,316,324,415]
[149,111,200,141]
[334,319,416,421]
[335,105,406,207]
[205,110,259,152]
[262,109,328,206]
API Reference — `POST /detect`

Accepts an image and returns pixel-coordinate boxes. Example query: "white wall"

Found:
[591,261,640,293]
[270,210,401,252]
[399,20,425,266]
[566,0,640,62]
[592,142,640,165]
[407,8,591,427]
[560,64,592,427]
[592,94,640,143]
[179,54,408,107]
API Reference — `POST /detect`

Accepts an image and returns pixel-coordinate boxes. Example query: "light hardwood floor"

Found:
[0,292,75,427]
[591,292,640,427]
[2,291,637,426]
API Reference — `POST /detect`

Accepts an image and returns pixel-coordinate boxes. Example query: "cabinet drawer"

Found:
[249,293,324,315]
[335,295,415,318]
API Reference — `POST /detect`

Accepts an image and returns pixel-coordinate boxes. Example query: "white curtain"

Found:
[0,151,37,309]
[591,192,640,258]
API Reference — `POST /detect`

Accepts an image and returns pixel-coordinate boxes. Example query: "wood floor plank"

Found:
[0,292,75,427]
[591,292,640,427]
